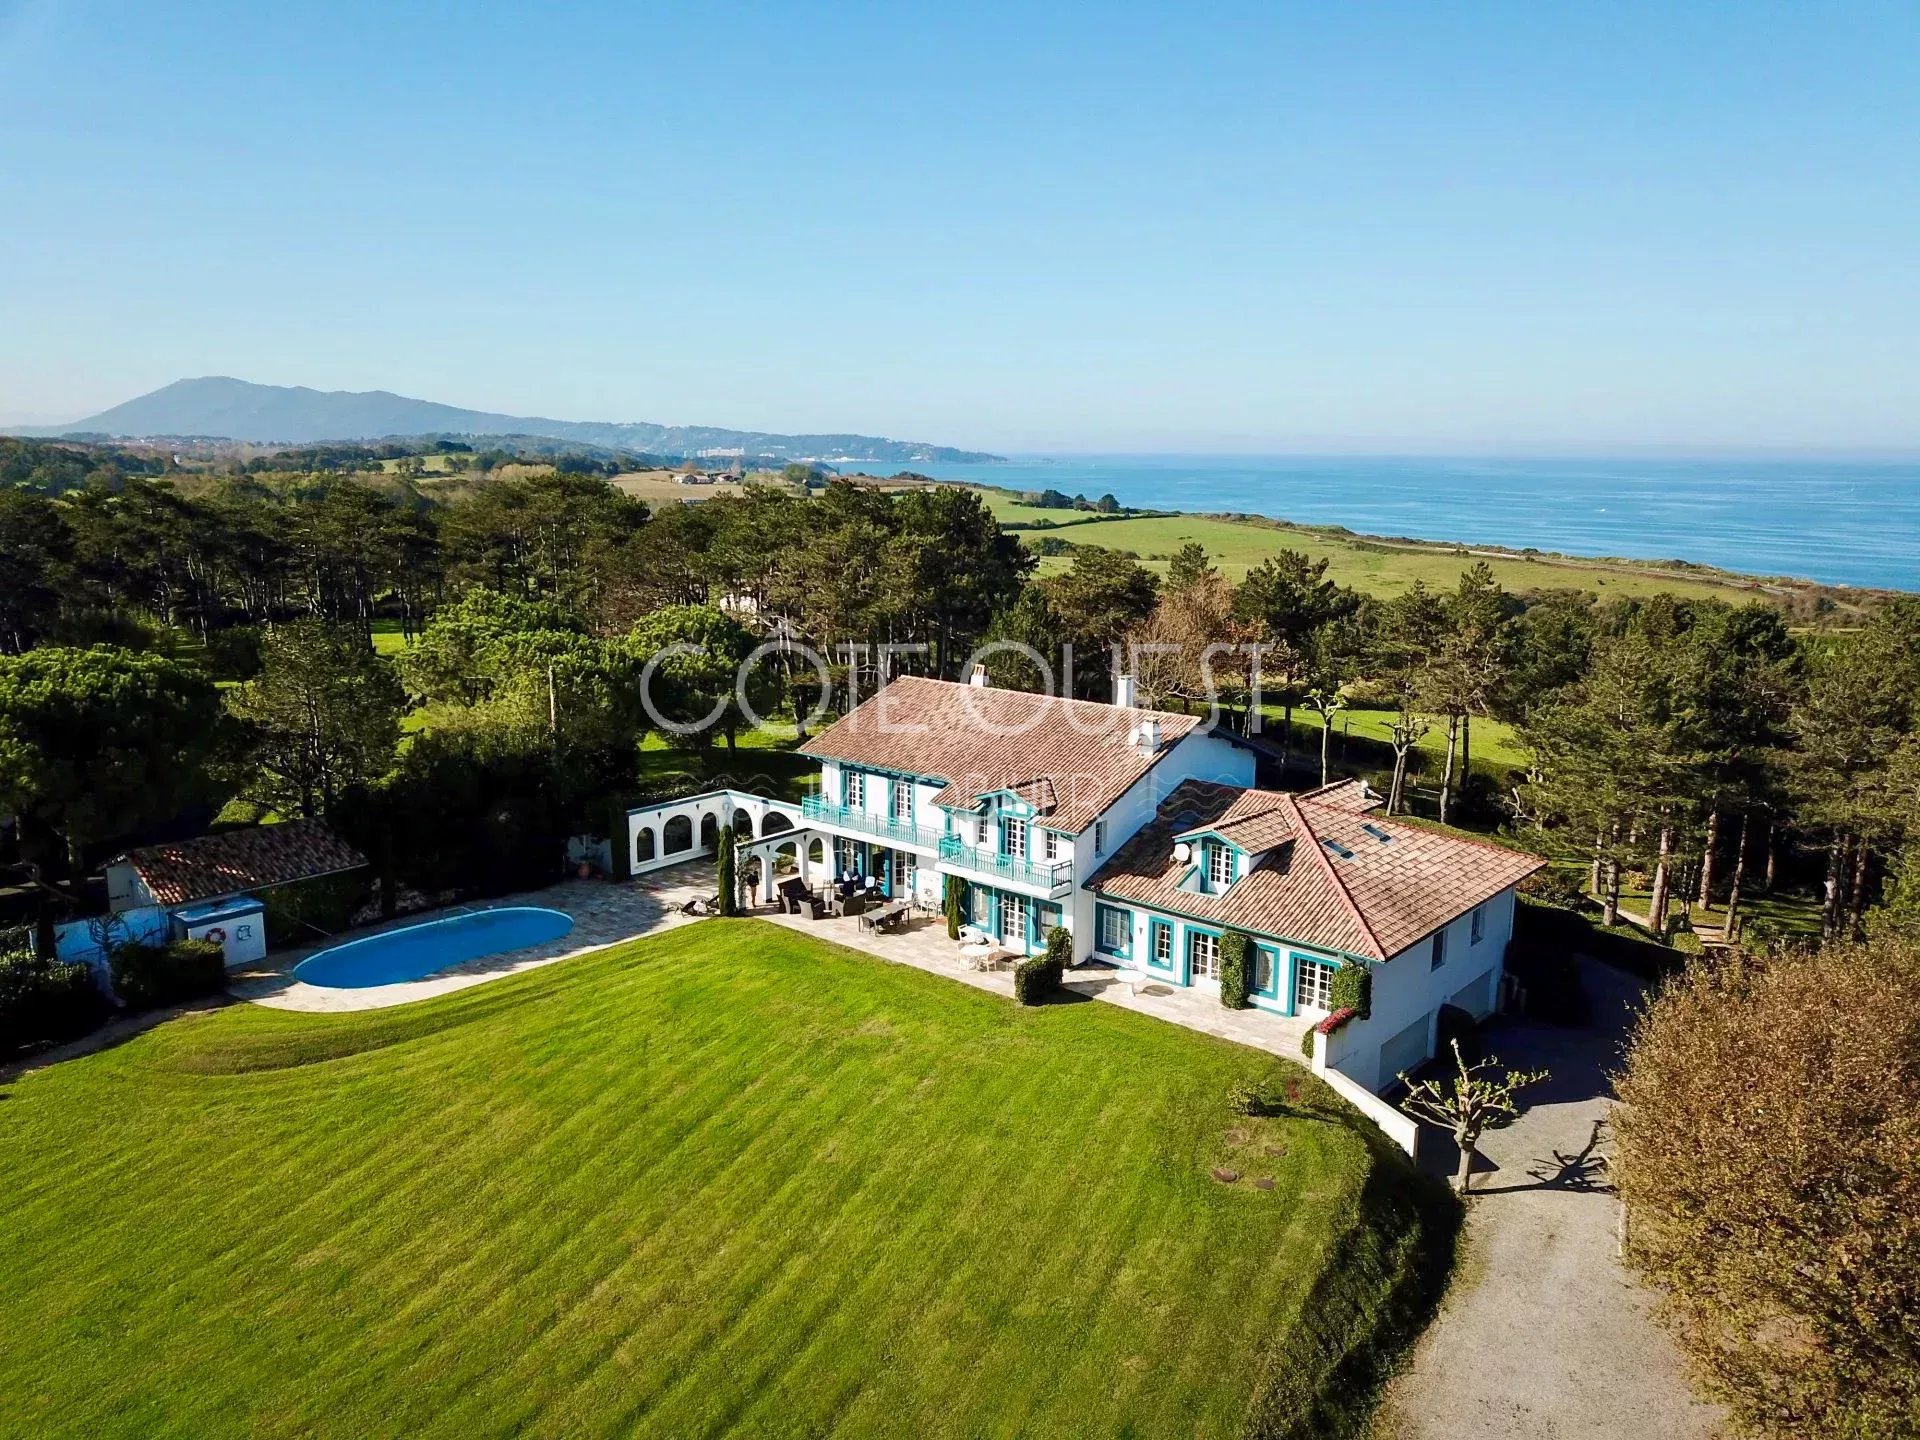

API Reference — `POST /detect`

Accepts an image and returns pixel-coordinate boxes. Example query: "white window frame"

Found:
[1004,816,1028,859]
[1294,956,1336,1012]
[1188,930,1221,982]
[1001,892,1030,945]
[891,778,912,821]
[1206,841,1233,889]
[845,770,865,808]
[1041,828,1059,862]
[1097,904,1130,955]
[1152,921,1173,967]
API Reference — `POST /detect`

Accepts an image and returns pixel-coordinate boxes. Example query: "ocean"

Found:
[901,455,1920,591]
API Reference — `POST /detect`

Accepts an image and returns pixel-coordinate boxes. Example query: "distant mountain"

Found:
[21,377,1005,464]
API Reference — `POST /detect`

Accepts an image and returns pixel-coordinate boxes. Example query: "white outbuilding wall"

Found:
[625,789,803,876]
[1320,886,1517,1092]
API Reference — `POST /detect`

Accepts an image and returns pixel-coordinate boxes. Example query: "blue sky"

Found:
[3,1,1917,453]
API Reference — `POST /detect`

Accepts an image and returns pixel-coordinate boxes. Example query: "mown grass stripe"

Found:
[0,919,1447,1439]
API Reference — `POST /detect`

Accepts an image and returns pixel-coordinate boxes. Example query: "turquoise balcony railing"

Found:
[937,834,1073,893]
[799,795,943,850]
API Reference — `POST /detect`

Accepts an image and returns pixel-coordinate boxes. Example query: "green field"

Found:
[0,922,1447,1439]
[1255,704,1528,781]
[981,493,1769,603]
[369,618,410,656]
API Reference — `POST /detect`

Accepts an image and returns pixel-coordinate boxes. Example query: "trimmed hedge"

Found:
[1219,930,1252,1010]
[109,939,227,1012]
[1329,961,1371,1019]
[0,949,107,1052]
[1299,1028,1315,1061]
[1014,926,1070,1004]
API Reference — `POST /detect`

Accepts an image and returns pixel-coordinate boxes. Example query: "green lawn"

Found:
[370,618,411,655]
[0,922,1448,1439]
[980,493,1766,604]
[1258,704,1528,780]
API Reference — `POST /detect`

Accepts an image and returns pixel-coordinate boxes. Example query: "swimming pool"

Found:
[292,907,576,989]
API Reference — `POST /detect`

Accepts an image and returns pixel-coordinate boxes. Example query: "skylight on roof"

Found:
[1321,838,1354,860]
[1360,823,1392,843]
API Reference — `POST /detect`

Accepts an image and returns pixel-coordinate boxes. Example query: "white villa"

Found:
[625,670,1541,1101]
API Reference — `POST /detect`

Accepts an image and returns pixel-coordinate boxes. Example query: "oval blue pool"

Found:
[292,907,576,989]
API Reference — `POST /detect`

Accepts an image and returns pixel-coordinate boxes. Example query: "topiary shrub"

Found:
[1299,1028,1315,1061]
[0,948,106,1052]
[1328,960,1371,1019]
[943,874,967,940]
[716,821,738,916]
[1044,924,1072,970]
[1013,927,1070,1004]
[109,939,226,1012]
[1218,929,1252,1009]
[1434,1003,1481,1066]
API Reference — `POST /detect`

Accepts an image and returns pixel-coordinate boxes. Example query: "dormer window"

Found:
[1205,840,1234,889]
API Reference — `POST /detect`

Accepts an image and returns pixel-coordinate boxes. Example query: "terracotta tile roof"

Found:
[1298,777,1385,814]
[1176,788,1299,853]
[119,820,368,907]
[1087,780,1543,961]
[799,676,1207,834]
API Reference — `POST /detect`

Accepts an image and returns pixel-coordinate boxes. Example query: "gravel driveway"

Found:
[1374,957,1723,1439]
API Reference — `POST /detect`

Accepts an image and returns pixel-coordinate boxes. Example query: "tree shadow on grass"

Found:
[0,991,235,1085]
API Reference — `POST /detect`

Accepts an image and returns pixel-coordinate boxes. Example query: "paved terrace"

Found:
[754,902,1317,1062]
[229,861,1314,1063]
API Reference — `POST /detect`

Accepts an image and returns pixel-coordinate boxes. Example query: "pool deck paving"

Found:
[228,869,714,1012]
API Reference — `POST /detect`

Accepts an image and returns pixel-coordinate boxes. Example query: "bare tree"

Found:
[1399,1039,1548,1195]
[1386,705,1430,815]
[1304,685,1346,787]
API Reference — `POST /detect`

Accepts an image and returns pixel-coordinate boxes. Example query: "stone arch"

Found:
[807,836,826,867]
[635,826,656,865]
[733,810,755,840]
[761,811,793,836]
[699,813,719,851]
[663,814,693,855]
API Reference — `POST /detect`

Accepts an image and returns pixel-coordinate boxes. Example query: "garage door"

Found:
[1449,971,1494,1018]
[1379,1014,1432,1086]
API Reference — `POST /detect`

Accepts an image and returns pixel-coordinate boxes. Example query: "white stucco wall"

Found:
[626,790,801,875]
[1065,728,1255,961]
[1321,886,1516,1092]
